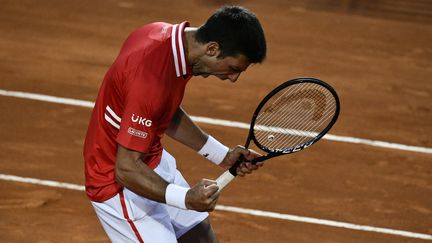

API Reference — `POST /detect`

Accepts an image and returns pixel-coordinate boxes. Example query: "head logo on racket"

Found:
[216,77,340,190]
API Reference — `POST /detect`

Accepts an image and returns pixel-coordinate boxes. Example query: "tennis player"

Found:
[83,5,266,243]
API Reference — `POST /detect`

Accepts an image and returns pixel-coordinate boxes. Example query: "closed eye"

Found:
[230,66,241,73]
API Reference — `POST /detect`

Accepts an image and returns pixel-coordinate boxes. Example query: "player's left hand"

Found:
[220,145,264,177]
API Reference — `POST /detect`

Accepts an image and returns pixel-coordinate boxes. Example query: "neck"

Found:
[184,27,203,66]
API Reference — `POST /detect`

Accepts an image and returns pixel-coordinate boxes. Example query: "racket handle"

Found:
[215,170,235,191]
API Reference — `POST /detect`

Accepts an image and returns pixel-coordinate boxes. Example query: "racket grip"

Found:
[215,170,235,191]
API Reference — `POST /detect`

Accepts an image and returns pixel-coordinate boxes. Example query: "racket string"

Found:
[257,100,314,147]
[260,98,335,149]
[257,83,306,121]
[257,84,325,127]
[256,85,317,136]
[257,86,325,130]
[271,104,336,148]
[277,92,335,138]
[254,83,337,150]
[255,88,317,147]
[255,87,309,147]
[259,104,335,149]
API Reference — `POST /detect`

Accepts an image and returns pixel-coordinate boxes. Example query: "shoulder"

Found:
[115,22,173,71]
[129,22,172,44]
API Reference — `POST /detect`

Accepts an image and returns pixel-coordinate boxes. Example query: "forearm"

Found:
[166,107,208,151]
[115,144,168,203]
[167,107,231,166]
[115,144,219,211]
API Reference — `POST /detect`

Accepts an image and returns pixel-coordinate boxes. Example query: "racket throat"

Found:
[250,154,275,164]
[228,159,243,176]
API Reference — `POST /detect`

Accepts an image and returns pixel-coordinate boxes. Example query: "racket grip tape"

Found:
[215,170,236,191]
[215,157,244,191]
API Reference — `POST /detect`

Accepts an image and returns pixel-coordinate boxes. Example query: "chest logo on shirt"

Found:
[131,114,153,127]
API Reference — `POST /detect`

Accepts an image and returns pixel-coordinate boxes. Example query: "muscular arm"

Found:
[115,144,219,211]
[166,106,208,151]
[115,144,168,203]
[165,106,264,175]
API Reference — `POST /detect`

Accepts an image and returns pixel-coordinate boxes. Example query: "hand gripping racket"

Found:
[215,77,340,190]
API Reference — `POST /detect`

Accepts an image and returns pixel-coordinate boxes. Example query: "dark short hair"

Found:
[196,6,267,63]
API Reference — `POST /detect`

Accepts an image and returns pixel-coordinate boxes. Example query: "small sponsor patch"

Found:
[128,127,148,139]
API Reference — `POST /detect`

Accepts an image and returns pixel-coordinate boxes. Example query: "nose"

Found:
[228,72,241,82]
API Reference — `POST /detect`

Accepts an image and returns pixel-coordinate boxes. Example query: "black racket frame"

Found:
[229,77,340,175]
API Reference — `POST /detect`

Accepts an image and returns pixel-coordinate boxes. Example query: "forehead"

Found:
[221,54,250,71]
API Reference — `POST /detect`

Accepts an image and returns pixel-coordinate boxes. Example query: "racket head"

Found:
[248,77,340,159]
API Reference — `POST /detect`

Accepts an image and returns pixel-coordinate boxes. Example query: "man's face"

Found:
[192,46,250,82]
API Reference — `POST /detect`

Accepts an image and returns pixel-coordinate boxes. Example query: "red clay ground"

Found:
[0,0,431,242]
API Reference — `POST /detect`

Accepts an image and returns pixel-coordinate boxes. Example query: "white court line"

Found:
[1,89,431,154]
[0,89,431,239]
[0,173,431,241]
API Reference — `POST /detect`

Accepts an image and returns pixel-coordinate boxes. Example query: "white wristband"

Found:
[165,184,188,210]
[198,136,229,165]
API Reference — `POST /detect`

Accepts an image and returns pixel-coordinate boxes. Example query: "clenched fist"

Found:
[185,179,220,212]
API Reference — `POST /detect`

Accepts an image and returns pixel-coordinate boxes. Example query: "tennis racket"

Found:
[215,77,340,190]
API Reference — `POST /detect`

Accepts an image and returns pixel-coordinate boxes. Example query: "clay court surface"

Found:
[1,0,431,242]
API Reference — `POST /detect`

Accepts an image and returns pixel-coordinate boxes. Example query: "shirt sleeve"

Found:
[116,71,159,154]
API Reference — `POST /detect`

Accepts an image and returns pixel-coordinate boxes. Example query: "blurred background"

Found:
[0,0,431,242]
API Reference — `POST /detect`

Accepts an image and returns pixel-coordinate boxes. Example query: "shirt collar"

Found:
[171,21,191,78]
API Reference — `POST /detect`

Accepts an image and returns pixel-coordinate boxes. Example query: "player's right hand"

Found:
[185,179,220,212]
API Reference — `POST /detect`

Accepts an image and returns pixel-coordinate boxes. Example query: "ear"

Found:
[205,42,220,57]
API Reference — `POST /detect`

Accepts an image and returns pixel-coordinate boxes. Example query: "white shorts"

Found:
[91,150,208,243]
